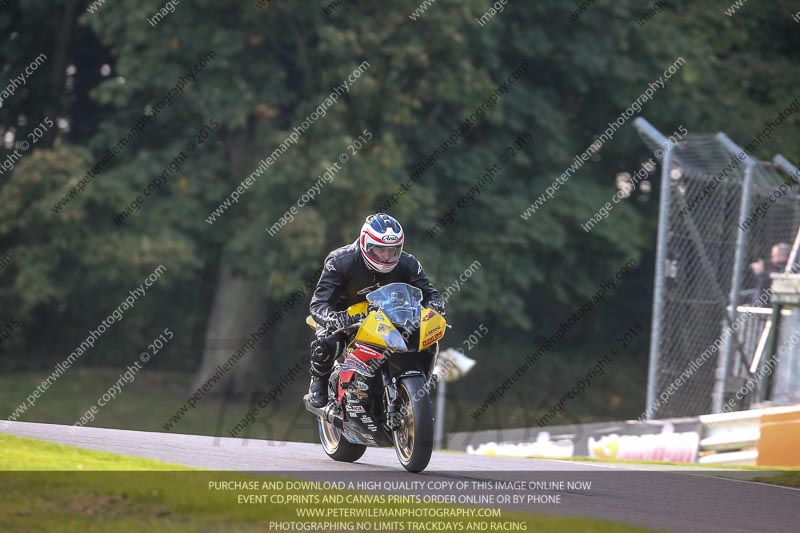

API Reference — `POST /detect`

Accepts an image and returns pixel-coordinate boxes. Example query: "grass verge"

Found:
[513,454,800,471]
[0,368,316,442]
[754,471,800,488]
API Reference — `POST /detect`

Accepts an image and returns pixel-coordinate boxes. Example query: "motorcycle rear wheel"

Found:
[393,375,434,473]
[318,417,367,462]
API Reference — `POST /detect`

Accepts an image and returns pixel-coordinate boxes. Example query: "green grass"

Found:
[519,453,800,488]
[0,368,317,442]
[0,433,195,471]
[0,434,665,533]
[460,452,800,487]
[513,454,800,471]
[755,471,800,488]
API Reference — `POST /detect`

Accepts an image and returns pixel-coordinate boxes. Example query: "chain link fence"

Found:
[635,118,800,418]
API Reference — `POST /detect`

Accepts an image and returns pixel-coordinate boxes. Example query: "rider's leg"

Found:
[308,328,344,408]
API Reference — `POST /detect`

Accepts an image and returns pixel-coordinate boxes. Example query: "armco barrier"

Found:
[697,405,800,466]
[697,410,761,465]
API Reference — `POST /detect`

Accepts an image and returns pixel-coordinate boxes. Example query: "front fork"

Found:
[383,365,433,433]
[383,345,439,432]
[382,365,402,431]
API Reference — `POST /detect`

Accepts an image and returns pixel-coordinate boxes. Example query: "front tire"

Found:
[318,417,367,463]
[393,376,434,473]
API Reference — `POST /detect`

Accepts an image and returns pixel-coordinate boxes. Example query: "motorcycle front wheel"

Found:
[318,417,367,462]
[393,375,434,473]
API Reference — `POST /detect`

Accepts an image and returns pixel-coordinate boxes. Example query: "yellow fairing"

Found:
[308,302,445,353]
[347,302,369,316]
[353,310,394,349]
[305,315,317,330]
[419,308,446,350]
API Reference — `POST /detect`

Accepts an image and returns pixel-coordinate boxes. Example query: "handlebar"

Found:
[322,318,364,340]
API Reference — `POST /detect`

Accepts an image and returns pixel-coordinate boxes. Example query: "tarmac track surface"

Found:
[2,421,798,533]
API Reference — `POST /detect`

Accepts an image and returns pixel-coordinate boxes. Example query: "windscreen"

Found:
[366,283,422,328]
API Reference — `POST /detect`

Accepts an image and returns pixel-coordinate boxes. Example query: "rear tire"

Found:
[393,376,434,473]
[318,417,367,463]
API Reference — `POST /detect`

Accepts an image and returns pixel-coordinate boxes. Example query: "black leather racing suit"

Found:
[308,240,445,377]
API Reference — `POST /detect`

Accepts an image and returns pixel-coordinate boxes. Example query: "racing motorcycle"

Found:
[303,283,447,473]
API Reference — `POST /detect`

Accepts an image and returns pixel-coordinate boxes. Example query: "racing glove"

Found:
[428,298,446,318]
[325,310,365,332]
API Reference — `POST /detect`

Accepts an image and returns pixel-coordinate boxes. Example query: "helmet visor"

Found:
[366,243,402,266]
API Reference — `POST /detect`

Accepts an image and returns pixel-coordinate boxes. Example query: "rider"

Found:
[307,213,446,407]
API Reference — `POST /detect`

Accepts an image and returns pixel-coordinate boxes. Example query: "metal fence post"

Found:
[634,118,671,419]
[773,154,800,271]
[712,134,754,413]
[434,377,446,450]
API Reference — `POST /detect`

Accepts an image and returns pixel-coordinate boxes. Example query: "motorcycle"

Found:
[303,282,447,473]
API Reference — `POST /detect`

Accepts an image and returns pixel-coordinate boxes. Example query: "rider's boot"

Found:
[308,371,330,408]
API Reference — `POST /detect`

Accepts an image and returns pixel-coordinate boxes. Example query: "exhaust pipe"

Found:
[303,395,344,429]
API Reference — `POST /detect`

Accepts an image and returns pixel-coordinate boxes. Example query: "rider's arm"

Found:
[403,254,446,313]
[310,256,344,328]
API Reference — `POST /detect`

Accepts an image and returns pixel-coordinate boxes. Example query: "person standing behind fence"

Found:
[749,242,791,305]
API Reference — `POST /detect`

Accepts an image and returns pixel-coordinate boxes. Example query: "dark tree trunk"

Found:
[192,124,268,393]
[193,263,267,392]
